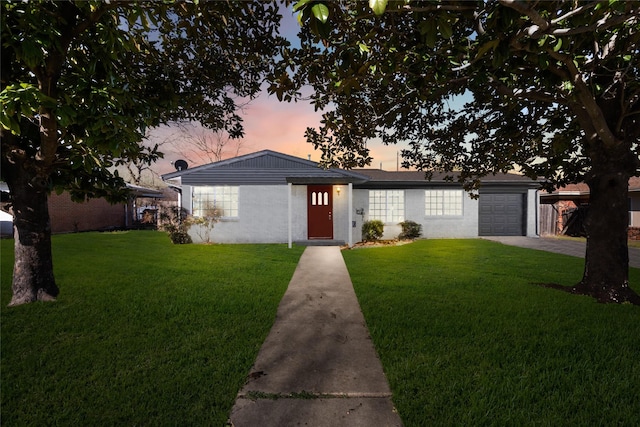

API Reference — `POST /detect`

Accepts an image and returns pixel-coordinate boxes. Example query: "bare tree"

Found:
[123,132,173,187]
[171,122,249,165]
[125,157,161,187]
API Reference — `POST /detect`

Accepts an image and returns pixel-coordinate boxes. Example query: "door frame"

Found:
[307,185,333,239]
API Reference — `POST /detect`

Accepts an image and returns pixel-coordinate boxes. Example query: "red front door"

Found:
[308,185,333,239]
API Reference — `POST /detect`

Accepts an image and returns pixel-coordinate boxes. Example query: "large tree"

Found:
[274,0,640,303]
[1,0,287,306]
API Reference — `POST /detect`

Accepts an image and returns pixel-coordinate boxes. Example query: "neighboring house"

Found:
[540,177,640,238]
[0,182,11,236]
[49,184,164,233]
[631,177,640,231]
[0,182,163,235]
[0,209,12,237]
[161,150,541,246]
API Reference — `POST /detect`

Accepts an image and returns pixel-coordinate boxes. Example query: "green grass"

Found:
[1,231,304,426]
[343,239,640,427]
[4,235,639,425]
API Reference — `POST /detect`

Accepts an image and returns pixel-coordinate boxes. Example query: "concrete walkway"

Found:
[482,236,640,269]
[229,246,402,427]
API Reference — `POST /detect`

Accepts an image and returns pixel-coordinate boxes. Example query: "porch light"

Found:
[336,187,341,196]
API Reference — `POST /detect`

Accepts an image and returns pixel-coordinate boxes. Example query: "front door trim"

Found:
[307,185,333,239]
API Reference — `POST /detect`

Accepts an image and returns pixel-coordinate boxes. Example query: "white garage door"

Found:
[479,193,524,236]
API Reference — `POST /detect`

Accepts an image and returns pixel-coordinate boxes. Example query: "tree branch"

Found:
[500,0,639,39]
[550,13,638,37]
[551,3,597,25]
[547,49,619,148]
[35,2,119,173]
[493,81,560,104]
[498,0,549,31]
[390,5,479,13]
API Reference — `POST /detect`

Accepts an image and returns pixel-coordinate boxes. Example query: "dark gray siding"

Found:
[220,156,308,169]
[168,152,368,185]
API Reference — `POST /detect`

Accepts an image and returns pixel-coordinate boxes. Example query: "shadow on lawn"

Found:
[534,282,640,306]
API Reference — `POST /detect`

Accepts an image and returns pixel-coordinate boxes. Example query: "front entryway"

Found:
[307,185,333,239]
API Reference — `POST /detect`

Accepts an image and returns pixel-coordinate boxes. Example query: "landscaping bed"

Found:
[346,239,415,249]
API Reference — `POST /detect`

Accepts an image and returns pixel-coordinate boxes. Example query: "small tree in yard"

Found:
[276,0,640,304]
[186,204,222,244]
[1,1,287,305]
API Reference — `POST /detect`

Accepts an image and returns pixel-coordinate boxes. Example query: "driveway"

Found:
[483,236,640,269]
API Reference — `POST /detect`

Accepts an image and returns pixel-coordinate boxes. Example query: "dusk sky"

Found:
[151,7,410,176]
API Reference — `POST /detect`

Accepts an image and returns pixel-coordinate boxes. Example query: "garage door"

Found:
[479,193,524,236]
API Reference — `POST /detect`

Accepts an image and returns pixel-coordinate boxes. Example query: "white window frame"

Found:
[369,190,405,223]
[192,186,239,219]
[425,190,463,216]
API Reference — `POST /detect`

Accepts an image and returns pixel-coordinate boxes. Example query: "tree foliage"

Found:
[2,0,286,201]
[275,0,640,303]
[276,0,639,188]
[1,0,287,305]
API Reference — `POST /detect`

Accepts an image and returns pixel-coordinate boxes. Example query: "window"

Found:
[192,186,239,218]
[311,191,329,206]
[425,190,463,216]
[369,190,404,223]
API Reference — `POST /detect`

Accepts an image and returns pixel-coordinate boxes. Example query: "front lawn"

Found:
[343,239,640,426]
[1,231,304,426]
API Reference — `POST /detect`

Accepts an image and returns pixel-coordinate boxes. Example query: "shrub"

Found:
[159,206,192,244]
[168,230,192,244]
[362,220,384,241]
[398,220,422,240]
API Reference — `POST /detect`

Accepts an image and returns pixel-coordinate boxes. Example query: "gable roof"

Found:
[161,150,542,189]
[161,150,369,185]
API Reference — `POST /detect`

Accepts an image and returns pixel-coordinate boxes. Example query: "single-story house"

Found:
[0,182,12,236]
[161,150,541,246]
[48,183,165,233]
[0,182,164,236]
[539,176,640,238]
[0,209,12,237]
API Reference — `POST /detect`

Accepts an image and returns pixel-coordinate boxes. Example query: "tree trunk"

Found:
[573,161,640,305]
[7,175,58,306]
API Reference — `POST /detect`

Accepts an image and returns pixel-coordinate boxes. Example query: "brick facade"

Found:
[48,192,132,233]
